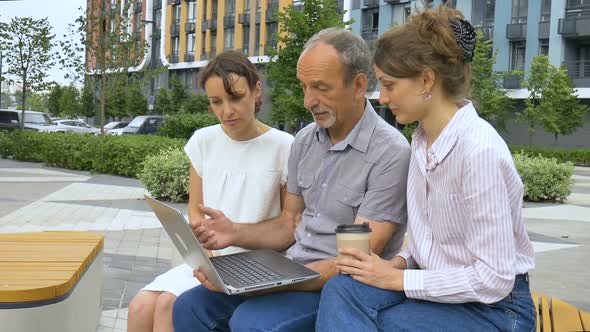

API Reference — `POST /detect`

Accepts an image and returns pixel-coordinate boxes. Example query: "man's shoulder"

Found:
[293,123,318,144]
[371,118,410,152]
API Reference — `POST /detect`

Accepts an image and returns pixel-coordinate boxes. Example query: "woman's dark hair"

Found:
[374,6,474,99]
[199,50,262,113]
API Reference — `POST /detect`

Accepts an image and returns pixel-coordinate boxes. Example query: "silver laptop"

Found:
[145,195,319,295]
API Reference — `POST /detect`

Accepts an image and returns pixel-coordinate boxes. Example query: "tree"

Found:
[80,83,96,120]
[182,93,210,114]
[47,85,64,115]
[266,0,351,130]
[30,93,47,113]
[470,30,511,132]
[59,3,148,131]
[127,84,148,117]
[538,65,588,143]
[0,17,55,128]
[0,92,13,109]
[59,85,82,119]
[520,55,552,146]
[155,88,174,115]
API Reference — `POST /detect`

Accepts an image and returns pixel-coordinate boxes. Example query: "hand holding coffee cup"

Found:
[335,223,371,262]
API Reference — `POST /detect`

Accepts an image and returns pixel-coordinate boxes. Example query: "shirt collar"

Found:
[413,100,477,169]
[315,100,378,153]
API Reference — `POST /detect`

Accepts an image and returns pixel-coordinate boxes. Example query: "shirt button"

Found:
[316,213,321,217]
[299,180,303,185]
[306,233,312,238]
[321,183,327,188]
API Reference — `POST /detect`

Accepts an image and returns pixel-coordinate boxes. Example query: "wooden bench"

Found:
[0,231,104,332]
[532,290,590,332]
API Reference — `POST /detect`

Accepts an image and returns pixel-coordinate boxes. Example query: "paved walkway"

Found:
[0,158,589,331]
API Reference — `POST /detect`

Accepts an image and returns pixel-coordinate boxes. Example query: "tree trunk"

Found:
[20,83,27,130]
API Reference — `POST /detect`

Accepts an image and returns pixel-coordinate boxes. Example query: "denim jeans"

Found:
[316,274,536,332]
[173,285,321,332]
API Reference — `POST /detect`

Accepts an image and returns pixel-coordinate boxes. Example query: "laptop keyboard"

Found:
[212,254,283,285]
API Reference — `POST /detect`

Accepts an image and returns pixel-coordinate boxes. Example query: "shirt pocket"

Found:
[333,183,364,223]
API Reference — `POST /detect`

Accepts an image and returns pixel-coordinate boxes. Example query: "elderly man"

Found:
[172,27,410,332]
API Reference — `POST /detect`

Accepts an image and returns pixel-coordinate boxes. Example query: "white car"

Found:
[52,120,100,134]
[103,121,129,135]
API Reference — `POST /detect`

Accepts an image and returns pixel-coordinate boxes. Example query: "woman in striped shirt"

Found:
[316,6,536,332]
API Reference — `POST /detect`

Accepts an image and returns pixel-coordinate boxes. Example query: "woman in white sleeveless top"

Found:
[127,51,294,332]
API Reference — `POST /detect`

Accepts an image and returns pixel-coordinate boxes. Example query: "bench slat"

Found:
[531,290,541,332]
[541,294,552,332]
[551,297,583,332]
[578,308,590,331]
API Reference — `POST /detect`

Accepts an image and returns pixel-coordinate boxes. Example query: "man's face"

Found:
[297,43,357,130]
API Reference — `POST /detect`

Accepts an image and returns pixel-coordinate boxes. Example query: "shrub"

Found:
[510,145,590,166]
[139,147,190,202]
[158,112,218,140]
[0,130,185,178]
[513,153,574,202]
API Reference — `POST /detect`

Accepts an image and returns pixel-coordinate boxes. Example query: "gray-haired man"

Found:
[173,28,410,332]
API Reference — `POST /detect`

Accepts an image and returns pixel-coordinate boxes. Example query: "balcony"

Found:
[384,0,410,3]
[185,52,195,62]
[539,21,550,39]
[168,0,181,5]
[559,16,590,37]
[170,52,179,63]
[208,18,218,30]
[170,23,180,37]
[202,20,208,31]
[506,23,527,40]
[503,74,522,89]
[224,15,235,27]
[200,51,208,60]
[564,61,590,87]
[361,28,378,40]
[133,1,142,13]
[154,0,162,9]
[239,13,250,25]
[364,0,379,8]
[185,22,195,33]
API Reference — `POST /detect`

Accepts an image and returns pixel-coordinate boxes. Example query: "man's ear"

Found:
[353,73,368,100]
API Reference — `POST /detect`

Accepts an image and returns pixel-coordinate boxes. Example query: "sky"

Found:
[1,0,87,87]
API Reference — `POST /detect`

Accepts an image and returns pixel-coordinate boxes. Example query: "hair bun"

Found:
[449,18,476,63]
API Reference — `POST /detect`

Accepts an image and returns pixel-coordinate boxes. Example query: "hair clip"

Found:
[449,18,476,63]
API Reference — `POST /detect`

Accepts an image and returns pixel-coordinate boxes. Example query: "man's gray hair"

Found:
[302,28,372,85]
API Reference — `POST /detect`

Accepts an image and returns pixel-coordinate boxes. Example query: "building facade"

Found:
[94,0,590,147]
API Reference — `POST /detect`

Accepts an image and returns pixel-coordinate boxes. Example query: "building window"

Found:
[254,24,260,55]
[510,41,526,70]
[187,33,196,54]
[266,22,278,53]
[212,0,218,18]
[224,28,235,49]
[472,0,495,27]
[404,6,411,23]
[361,8,379,40]
[173,4,181,24]
[201,31,207,58]
[539,39,549,55]
[188,1,197,22]
[211,31,217,57]
[226,0,236,14]
[243,25,250,55]
[155,8,162,27]
[511,0,528,23]
[244,0,251,14]
[541,0,551,21]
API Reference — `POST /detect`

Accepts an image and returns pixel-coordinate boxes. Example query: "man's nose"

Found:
[303,90,319,110]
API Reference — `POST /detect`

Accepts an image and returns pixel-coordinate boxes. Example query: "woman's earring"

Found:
[421,90,432,101]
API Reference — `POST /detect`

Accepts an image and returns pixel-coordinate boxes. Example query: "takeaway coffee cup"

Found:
[335,223,371,261]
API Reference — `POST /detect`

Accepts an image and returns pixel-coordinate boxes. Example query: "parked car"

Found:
[0,109,58,132]
[121,115,164,135]
[0,110,20,131]
[102,121,129,135]
[52,119,100,134]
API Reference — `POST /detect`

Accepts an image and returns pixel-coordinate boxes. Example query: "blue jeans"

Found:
[173,285,321,332]
[316,274,536,332]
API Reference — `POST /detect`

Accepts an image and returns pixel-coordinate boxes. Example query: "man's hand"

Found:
[336,248,404,291]
[193,269,224,293]
[192,205,236,250]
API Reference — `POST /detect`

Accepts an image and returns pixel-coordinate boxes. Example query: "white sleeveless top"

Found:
[184,124,294,256]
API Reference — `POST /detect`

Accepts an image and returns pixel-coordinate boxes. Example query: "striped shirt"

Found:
[398,101,535,304]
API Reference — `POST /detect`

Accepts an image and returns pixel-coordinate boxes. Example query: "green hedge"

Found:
[139,147,190,202]
[510,145,590,166]
[158,113,219,140]
[514,153,574,202]
[0,130,185,178]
